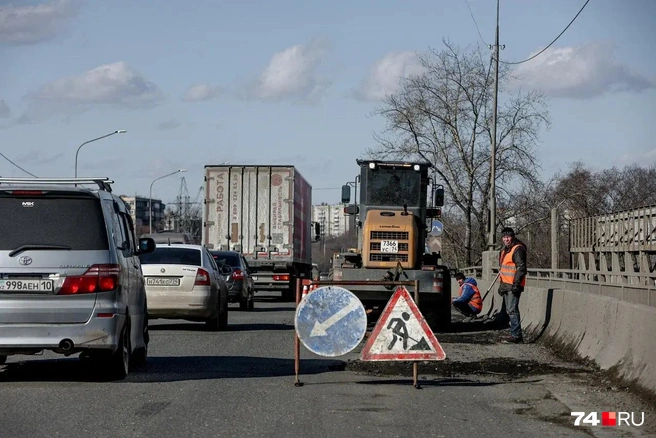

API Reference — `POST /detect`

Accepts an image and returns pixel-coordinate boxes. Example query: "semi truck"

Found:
[330,159,451,330]
[202,165,320,301]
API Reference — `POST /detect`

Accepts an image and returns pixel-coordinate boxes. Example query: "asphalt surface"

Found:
[1,293,654,438]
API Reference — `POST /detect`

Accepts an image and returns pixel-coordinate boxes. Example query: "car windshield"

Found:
[139,247,201,266]
[212,252,241,267]
[0,195,109,251]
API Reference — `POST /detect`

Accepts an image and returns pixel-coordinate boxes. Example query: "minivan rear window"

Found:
[139,247,201,266]
[0,196,109,251]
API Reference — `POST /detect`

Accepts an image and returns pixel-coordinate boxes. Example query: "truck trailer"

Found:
[202,165,319,301]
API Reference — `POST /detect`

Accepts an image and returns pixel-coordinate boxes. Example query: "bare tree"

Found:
[553,161,656,218]
[366,39,550,266]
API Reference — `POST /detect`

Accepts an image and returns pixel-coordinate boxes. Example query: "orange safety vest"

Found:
[459,282,483,312]
[499,243,526,287]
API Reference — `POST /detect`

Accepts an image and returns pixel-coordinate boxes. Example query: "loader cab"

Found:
[341,160,443,270]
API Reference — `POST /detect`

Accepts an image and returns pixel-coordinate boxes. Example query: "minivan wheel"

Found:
[108,321,130,380]
[131,314,148,368]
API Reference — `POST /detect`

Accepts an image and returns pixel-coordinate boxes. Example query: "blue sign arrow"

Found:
[294,286,367,357]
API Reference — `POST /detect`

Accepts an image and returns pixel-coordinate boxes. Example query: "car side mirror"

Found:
[137,237,155,254]
[219,265,233,275]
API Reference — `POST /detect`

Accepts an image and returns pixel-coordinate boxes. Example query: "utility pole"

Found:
[488,0,504,249]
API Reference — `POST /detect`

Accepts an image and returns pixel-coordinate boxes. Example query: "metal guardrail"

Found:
[460,265,656,307]
[461,266,655,287]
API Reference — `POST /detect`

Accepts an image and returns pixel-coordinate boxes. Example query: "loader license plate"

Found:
[380,240,399,253]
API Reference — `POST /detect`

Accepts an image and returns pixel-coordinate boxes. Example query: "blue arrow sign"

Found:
[430,219,444,236]
[294,286,367,357]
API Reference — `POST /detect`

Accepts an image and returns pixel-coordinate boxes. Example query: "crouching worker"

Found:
[452,273,483,318]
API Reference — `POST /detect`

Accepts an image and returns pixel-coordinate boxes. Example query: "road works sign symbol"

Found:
[295,286,367,357]
[360,286,446,361]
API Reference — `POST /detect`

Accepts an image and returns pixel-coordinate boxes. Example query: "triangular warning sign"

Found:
[360,286,446,361]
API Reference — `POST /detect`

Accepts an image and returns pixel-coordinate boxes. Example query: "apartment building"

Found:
[119,195,166,236]
[312,203,351,237]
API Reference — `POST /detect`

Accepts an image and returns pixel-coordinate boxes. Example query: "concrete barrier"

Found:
[451,276,656,396]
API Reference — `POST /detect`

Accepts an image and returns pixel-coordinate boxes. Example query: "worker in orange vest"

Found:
[452,272,483,320]
[497,227,527,343]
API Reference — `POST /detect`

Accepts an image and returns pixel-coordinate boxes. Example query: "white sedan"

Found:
[138,243,230,330]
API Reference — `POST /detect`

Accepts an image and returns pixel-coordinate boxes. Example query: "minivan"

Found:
[0,177,155,380]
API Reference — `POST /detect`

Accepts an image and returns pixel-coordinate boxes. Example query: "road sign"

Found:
[360,286,446,361]
[295,286,367,357]
[430,219,443,237]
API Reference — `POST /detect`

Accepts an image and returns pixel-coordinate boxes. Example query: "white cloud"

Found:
[248,39,331,102]
[354,51,426,102]
[0,99,10,117]
[617,148,656,167]
[182,84,222,102]
[14,150,64,165]
[157,120,181,130]
[0,0,82,45]
[511,42,656,99]
[22,61,163,121]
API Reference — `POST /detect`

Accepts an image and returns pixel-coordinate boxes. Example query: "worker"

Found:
[452,272,483,320]
[497,227,528,344]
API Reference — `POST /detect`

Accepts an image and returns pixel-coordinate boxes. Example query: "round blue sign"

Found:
[294,286,367,357]
[430,219,444,236]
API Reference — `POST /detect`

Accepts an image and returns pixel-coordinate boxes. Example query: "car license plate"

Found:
[380,240,399,253]
[146,277,181,286]
[0,279,54,292]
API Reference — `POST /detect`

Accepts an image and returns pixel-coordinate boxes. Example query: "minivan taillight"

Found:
[231,269,244,280]
[58,264,120,295]
[195,268,211,286]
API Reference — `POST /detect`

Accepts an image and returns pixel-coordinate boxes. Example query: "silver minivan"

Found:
[0,177,155,380]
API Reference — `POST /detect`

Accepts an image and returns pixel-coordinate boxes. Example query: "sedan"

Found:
[210,250,255,311]
[139,244,231,330]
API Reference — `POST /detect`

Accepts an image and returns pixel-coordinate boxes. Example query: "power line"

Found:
[463,0,488,45]
[500,0,591,65]
[0,152,37,177]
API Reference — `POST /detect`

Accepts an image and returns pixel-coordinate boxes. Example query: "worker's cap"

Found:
[501,227,515,237]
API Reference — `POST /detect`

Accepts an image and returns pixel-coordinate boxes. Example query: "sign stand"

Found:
[292,279,440,389]
[360,282,447,388]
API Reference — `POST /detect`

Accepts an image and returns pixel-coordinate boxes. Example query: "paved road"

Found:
[1,294,654,438]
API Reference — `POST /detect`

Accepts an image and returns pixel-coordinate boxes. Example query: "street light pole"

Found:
[488,0,503,249]
[149,169,186,233]
[74,130,127,178]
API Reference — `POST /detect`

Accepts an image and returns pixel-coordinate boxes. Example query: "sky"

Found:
[1,0,655,207]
